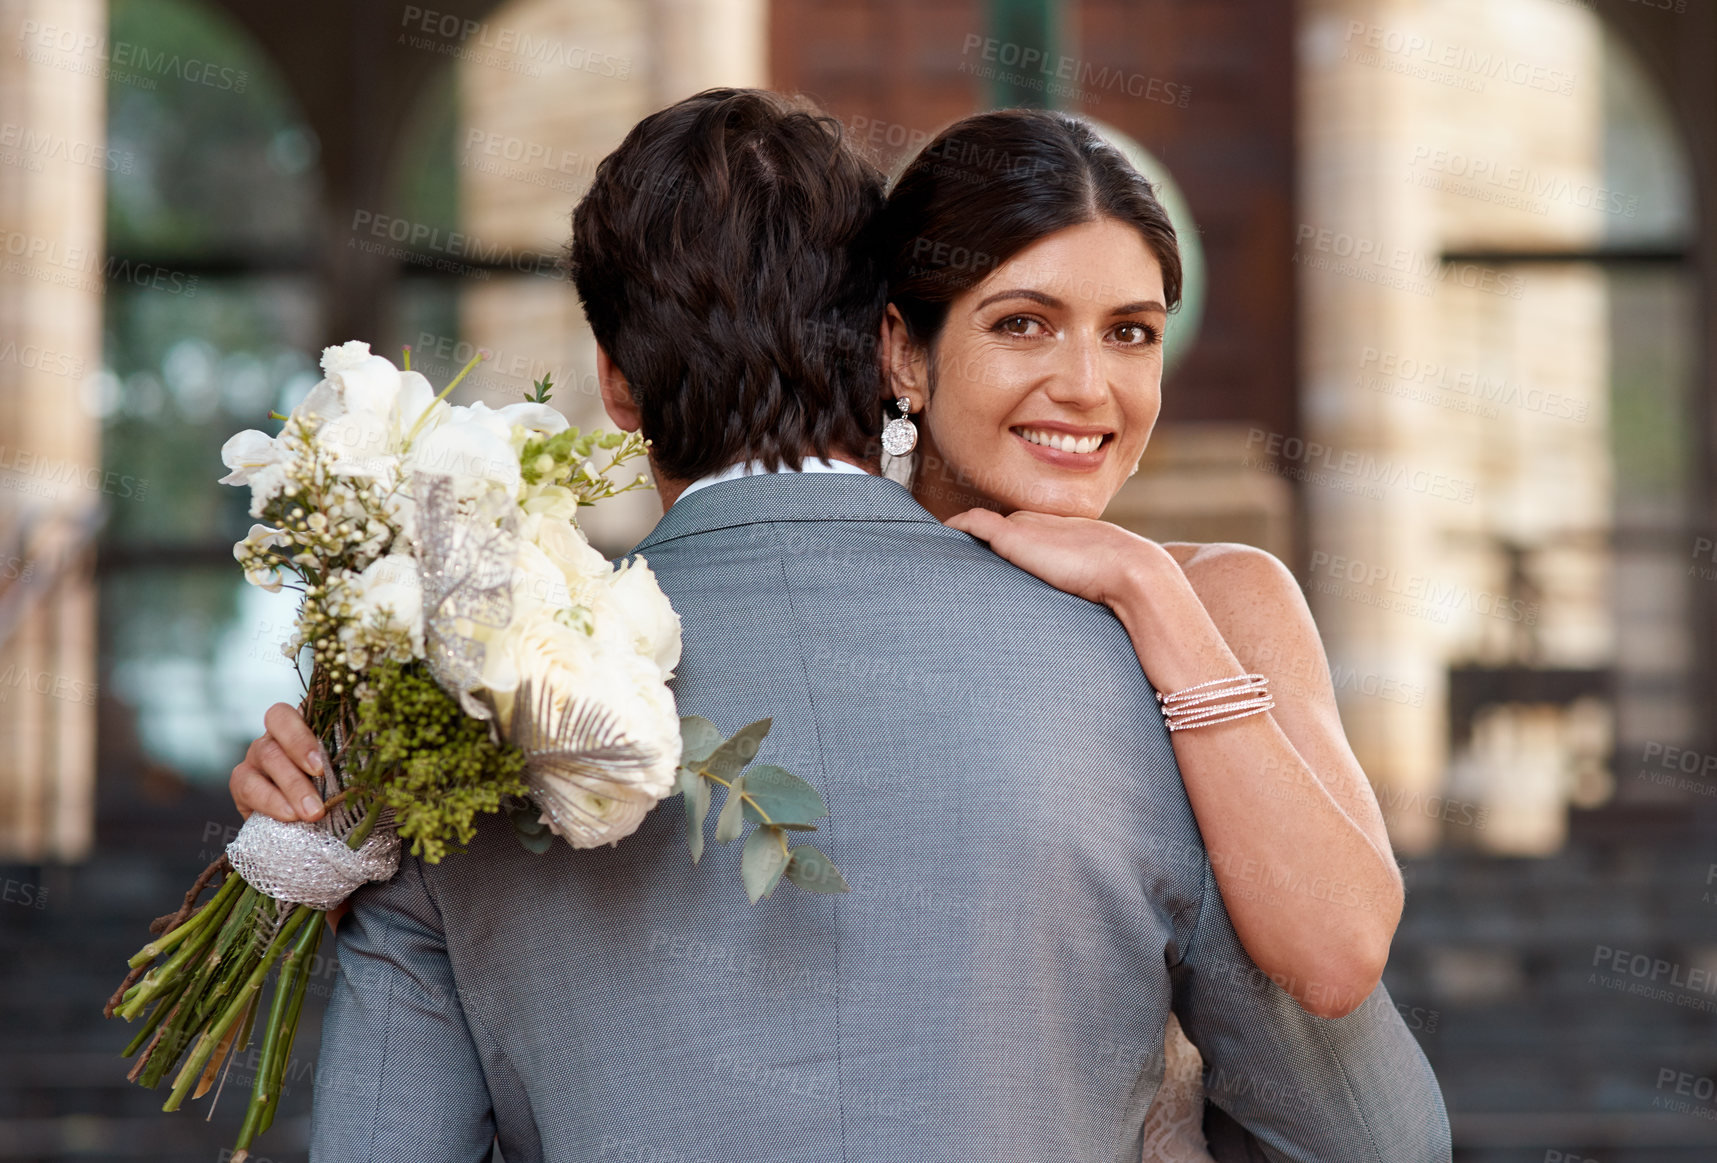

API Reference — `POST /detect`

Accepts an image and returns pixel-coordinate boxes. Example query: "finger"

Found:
[263,702,326,781]
[231,761,302,824]
[255,736,327,821]
[945,508,1005,541]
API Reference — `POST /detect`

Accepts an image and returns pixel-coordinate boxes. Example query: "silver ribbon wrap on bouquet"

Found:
[225,810,401,911]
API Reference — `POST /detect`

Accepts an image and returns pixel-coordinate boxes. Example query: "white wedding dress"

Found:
[1139,1014,1216,1162]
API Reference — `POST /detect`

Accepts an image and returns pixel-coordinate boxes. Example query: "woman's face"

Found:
[891,218,1168,521]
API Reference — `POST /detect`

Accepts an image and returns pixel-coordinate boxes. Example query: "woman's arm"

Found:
[946,509,1402,1018]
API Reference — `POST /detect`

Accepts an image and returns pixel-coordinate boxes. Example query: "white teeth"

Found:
[1017,427,1104,454]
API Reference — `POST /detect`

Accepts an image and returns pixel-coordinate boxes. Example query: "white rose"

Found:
[482,609,679,848]
[511,540,573,614]
[595,556,681,677]
[529,516,614,604]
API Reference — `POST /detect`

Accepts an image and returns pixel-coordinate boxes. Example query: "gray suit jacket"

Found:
[311,472,1450,1163]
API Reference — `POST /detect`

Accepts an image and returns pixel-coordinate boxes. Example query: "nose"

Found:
[1042,330,1108,409]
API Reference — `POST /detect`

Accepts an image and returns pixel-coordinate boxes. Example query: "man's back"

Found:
[311,472,1448,1162]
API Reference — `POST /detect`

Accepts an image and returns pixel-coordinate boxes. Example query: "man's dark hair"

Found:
[569,88,887,481]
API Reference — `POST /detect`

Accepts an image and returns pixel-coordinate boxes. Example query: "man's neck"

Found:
[654,449,875,511]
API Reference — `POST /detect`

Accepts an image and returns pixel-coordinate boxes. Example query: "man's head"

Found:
[569,89,887,489]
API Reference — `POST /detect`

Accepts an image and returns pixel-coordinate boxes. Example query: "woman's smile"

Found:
[1010,422,1116,469]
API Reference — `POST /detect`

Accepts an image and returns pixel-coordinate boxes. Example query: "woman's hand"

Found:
[944,507,1170,608]
[230,703,329,823]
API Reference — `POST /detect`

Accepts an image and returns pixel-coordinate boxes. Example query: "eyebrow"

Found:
[975,289,1168,315]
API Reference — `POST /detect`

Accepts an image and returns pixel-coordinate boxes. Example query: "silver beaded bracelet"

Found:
[1156,673,1274,732]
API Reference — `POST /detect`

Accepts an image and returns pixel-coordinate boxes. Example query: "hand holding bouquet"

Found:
[106,342,847,1160]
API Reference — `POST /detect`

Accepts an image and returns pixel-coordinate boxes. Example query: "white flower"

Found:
[481,608,680,848]
[234,524,289,592]
[219,429,292,512]
[328,353,403,418]
[395,370,442,438]
[293,378,343,429]
[510,540,573,613]
[317,408,397,480]
[382,488,419,548]
[495,401,569,444]
[519,484,581,525]
[525,513,613,602]
[320,340,374,376]
[299,344,450,482]
[337,554,425,658]
[596,556,681,677]
[404,401,520,493]
[218,429,280,487]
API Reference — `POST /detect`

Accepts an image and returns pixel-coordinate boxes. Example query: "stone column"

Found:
[1298,0,1449,854]
[1298,0,1609,854]
[0,0,106,860]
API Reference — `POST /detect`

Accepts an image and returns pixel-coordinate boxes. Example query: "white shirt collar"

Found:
[677,456,871,501]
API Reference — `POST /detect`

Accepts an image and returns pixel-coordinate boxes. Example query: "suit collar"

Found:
[628,470,941,555]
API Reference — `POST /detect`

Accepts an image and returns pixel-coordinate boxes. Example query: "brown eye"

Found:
[995,315,1044,336]
[1113,322,1159,346]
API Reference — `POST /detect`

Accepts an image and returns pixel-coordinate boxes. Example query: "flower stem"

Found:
[400,348,488,449]
[345,798,384,850]
[233,907,323,1149]
[127,872,243,968]
[120,880,246,1020]
[164,904,311,1112]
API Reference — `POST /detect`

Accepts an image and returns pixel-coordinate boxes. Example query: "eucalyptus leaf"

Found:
[507,801,555,855]
[714,774,748,844]
[679,716,724,766]
[701,718,773,781]
[785,844,849,894]
[515,827,555,855]
[741,826,791,902]
[739,765,828,829]
[678,766,712,863]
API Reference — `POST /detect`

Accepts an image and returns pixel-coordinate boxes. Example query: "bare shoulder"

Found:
[1163,542,1333,703]
[1159,541,1300,611]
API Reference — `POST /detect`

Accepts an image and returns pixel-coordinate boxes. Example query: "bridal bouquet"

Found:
[105,342,847,1161]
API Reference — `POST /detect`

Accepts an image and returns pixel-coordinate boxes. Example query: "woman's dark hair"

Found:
[880,109,1182,352]
[568,88,887,481]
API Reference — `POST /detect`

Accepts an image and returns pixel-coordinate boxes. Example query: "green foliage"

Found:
[518,424,654,504]
[506,798,555,855]
[739,765,827,831]
[524,374,555,404]
[674,716,849,900]
[347,662,529,863]
[742,827,790,902]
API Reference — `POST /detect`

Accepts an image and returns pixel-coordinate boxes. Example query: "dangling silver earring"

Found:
[881,396,918,457]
